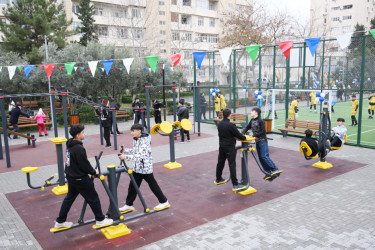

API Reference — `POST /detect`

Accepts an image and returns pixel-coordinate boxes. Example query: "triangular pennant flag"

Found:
[101,68,104,72]
[219,47,232,66]
[169,53,182,67]
[88,61,98,77]
[305,37,321,57]
[245,45,260,62]
[44,64,55,79]
[102,60,113,75]
[149,68,152,72]
[143,68,146,72]
[192,51,206,69]
[119,68,122,71]
[114,68,117,72]
[370,29,375,39]
[81,67,85,72]
[336,33,352,49]
[0,66,2,72]
[8,66,16,80]
[58,66,62,71]
[24,65,33,80]
[74,67,78,72]
[39,65,43,70]
[64,62,76,75]
[17,66,22,72]
[32,65,35,70]
[278,41,294,59]
[145,56,158,72]
[122,58,134,74]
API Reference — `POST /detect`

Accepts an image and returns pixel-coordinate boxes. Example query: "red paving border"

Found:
[6,146,366,249]
[0,132,213,173]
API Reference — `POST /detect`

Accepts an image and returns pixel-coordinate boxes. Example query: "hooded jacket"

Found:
[217,118,246,149]
[96,108,111,127]
[65,139,96,178]
[242,116,267,143]
[9,106,30,124]
[124,132,153,174]
[177,105,189,121]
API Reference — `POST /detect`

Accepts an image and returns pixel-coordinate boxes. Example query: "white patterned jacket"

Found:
[124,133,153,174]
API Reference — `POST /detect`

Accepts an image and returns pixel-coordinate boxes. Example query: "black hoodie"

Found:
[65,138,96,178]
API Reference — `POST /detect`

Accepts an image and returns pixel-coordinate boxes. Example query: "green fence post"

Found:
[357,35,367,145]
[328,56,331,88]
[233,50,237,112]
[258,46,262,90]
[285,57,290,120]
[321,40,325,90]
[193,57,197,122]
[273,45,276,88]
[302,42,306,89]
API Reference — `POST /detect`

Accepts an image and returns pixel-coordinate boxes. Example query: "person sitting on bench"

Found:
[300,129,327,158]
[8,104,32,139]
[330,118,347,148]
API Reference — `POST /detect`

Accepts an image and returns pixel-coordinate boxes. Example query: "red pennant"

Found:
[278,41,294,59]
[58,66,62,71]
[114,68,117,72]
[204,65,207,70]
[159,67,162,71]
[181,66,184,70]
[138,68,141,71]
[169,53,182,67]
[88,67,91,72]
[221,66,223,69]
[44,64,56,79]
[39,65,43,70]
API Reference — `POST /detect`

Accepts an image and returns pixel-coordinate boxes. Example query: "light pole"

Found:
[45,33,55,128]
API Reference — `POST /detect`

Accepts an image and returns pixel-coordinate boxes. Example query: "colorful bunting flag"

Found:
[336,33,351,49]
[8,66,16,80]
[58,66,62,71]
[170,54,181,67]
[17,66,22,72]
[305,37,321,57]
[24,65,33,80]
[44,64,55,79]
[192,51,206,69]
[370,29,375,39]
[278,41,294,59]
[245,45,260,62]
[219,47,232,66]
[64,62,76,75]
[122,58,134,74]
[145,56,158,72]
[102,60,113,75]
[88,61,98,77]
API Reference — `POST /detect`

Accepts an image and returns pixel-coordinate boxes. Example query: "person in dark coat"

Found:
[200,93,207,120]
[95,106,111,148]
[132,97,142,124]
[152,99,163,124]
[177,99,190,143]
[8,104,31,139]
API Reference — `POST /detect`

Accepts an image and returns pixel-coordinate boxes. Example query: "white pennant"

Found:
[8,66,16,80]
[149,68,151,72]
[171,67,174,71]
[101,68,104,72]
[122,58,134,74]
[219,47,233,66]
[88,61,98,77]
[74,67,78,72]
[336,33,352,50]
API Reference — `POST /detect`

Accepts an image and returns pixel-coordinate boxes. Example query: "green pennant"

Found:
[245,45,261,63]
[64,62,76,75]
[370,29,375,39]
[145,56,158,72]
[17,66,22,71]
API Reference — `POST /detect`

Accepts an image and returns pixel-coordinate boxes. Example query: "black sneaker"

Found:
[271,170,283,177]
[232,184,245,190]
[215,178,226,183]
[39,135,44,137]
[13,136,19,139]
[263,174,271,181]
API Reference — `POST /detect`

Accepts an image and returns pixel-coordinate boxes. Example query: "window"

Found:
[172,31,180,40]
[181,15,191,24]
[1,18,5,23]
[209,1,216,11]
[183,0,191,6]
[331,6,340,11]
[95,8,104,16]
[159,1,165,5]
[159,11,165,15]
[330,27,340,33]
[197,0,209,9]
[134,49,145,57]
[72,3,78,14]
[132,8,142,18]
[117,28,128,38]
[332,17,340,21]
[171,0,177,5]
[342,26,351,32]
[112,11,124,18]
[324,18,326,24]
[342,15,352,20]
[98,26,108,36]
[181,32,192,41]
[160,40,166,44]
[329,47,339,52]
[207,34,218,43]
[209,18,215,27]
[73,22,83,32]
[160,49,167,53]
[0,0,10,4]
[184,50,192,59]
[198,69,206,76]
[343,4,352,9]
[159,20,165,25]
[198,17,204,26]
[198,33,207,42]
[160,30,166,35]
[132,29,144,39]
[171,12,178,22]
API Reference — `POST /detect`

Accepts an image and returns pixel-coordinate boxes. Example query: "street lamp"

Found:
[45,33,55,129]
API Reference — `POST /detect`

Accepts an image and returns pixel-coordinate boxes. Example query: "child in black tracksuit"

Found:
[177,99,190,142]
[54,125,112,229]
[96,107,111,148]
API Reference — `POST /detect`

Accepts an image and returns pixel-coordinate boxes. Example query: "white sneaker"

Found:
[154,201,170,211]
[119,204,134,212]
[179,141,185,144]
[54,221,73,228]
[96,218,113,227]
[187,140,191,142]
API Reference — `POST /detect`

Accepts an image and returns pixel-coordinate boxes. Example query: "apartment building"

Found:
[310,0,375,38]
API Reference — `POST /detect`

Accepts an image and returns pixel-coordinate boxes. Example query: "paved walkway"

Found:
[0,117,374,249]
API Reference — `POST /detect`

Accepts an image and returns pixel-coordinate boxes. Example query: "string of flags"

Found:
[2,29,375,81]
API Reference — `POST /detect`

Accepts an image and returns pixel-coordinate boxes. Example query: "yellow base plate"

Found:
[153,204,171,211]
[237,186,257,196]
[50,226,72,232]
[120,208,135,214]
[51,184,68,195]
[313,161,333,169]
[101,223,131,239]
[164,162,182,169]
[214,179,228,185]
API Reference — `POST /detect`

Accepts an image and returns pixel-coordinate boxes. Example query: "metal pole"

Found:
[321,40,325,91]
[193,58,197,134]
[50,86,58,137]
[197,82,201,136]
[285,57,290,121]
[272,45,276,88]
[328,56,331,88]
[111,98,117,150]
[172,82,176,121]
[98,97,103,145]
[302,43,307,89]
[169,130,176,162]
[233,50,237,113]
[0,90,10,167]
[106,166,120,220]
[145,84,151,134]
[357,36,366,146]
[258,46,262,91]
[61,86,69,139]
[56,143,66,186]
[162,69,166,109]
[45,35,54,130]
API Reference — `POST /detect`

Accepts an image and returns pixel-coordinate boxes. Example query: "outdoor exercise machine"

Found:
[21,137,68,195]
[50,150,169,239]
[150,119,192,169]
[215,135,282,195]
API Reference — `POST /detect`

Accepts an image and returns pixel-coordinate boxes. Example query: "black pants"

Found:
[154,110,162,124]
[134,113,141,124]
[200,106,207,120]
[180,128,190,142]
[310,104,316,110]
[351,115,358,125]
[368,109,374,115]
[103,126,111,146]
[330,136,342,147]
[10,123,18,138]
[110,121,120,134]
[126,172,167,206]
[56,176,105,223]
[216,147,238,185]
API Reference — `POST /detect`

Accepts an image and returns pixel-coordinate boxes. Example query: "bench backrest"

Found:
[9,116,50,124]
[231,114,248,122]
[285,119,323,130]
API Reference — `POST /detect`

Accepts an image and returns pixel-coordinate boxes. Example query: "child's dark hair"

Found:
[304,129,313,138]
[223,108,231,118]
[352,94,356,98]
[70,124,85,138]
[296,96,301,100]
[135,97,139,100]
[252,107,261,115]
[179,99,184,105]
[152,99,155,102]
[131,123,143,131]
[337,118,345,122]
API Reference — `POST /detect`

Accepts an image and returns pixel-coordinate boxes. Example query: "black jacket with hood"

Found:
[9,106,30,124]
[65,139,96,178]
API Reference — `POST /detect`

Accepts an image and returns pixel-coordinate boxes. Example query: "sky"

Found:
[263,0,311,23]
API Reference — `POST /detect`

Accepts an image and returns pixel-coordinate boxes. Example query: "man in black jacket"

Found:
[242,107,282,180]
[215,109,247,190]
[132,97,142,124]
[177,99,190,143]
[152,99,163,124]
[200,93,207,120]
[8,104,31,139]
[95,106,111,148]
[54,125,113,229]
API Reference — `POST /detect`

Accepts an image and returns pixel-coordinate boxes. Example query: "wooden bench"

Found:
[0,127,36,147]
[278,119,320,137]
[212,111,248,128]
[95,109,131,121]
[22,100,38,108]
[8,117,52,130]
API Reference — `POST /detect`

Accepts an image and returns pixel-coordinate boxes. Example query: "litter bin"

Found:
[70,115,79,126]
[264,119,272,133]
